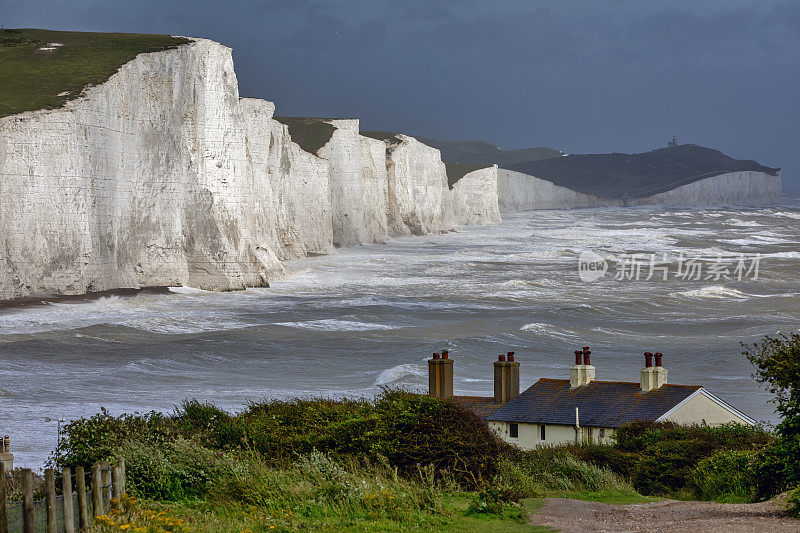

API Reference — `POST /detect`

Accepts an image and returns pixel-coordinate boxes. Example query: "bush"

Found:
[787,485,800,517]
[53,408,175,469]
[210,450,452,527]
[118,438,232,500]
[751,445,791,501]
[370,392,503,486]
[744,333,800,495]
[689,449,757,502]
[499,448,628,495]
[564,444,641,479]
[633,439,716,495]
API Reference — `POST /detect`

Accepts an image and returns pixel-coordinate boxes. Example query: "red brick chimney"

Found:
[494,352,520,404]
[428,352,454,398]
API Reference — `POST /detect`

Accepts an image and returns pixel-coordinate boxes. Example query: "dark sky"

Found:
[4,0,798,190]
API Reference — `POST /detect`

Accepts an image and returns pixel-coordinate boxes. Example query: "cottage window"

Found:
[540,425,546,441]
[509,423,519,438]
[599,428,606,438]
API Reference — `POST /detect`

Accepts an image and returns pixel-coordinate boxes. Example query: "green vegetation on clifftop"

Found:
[445,163,493,189]
[274,117,338,154]
[0,28,189,118]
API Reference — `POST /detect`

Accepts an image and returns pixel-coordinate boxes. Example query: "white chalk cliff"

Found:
[0,38,494,301]
[496,169,781,212]
[626,171,782,207]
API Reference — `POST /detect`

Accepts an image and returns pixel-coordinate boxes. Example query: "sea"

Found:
[2,195,799,468]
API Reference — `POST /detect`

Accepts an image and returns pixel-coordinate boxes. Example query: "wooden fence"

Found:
[0,459,125,533]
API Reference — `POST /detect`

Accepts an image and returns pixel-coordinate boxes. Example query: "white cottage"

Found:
[430,348,755,449]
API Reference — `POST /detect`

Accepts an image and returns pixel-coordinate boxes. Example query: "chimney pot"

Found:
[574,350,583,366]
[644,352,653,368]
[433,352,440,360]
[654,352,662,367]
[507,351,515,362]
[499,353,506,362]
[442,350,449,360]
[583,347,591,366]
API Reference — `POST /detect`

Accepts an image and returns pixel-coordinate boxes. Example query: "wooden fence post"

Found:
[101,461,111,509]
[118,457,126,496]
[0,462,8,533]
[22,469,33,533]
[91,463,102,517]
[75,466,88,532]
[45,468,57,533]
[111,466,120,502]
[63,467,75,533]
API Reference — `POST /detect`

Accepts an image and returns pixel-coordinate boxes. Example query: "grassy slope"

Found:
[417,137,562,166]
[0,28,189,118]
[360,130,402,144]
[445,162,493,189]
[274,116,338,154]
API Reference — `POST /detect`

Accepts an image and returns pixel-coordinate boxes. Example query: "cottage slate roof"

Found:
[486,378,702,428]
[452,395,504,419]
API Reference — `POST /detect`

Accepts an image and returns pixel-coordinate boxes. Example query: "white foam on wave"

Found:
[519,322,576,340]
[167,286,215,294]
[723,236,789,246]
[670,285,749,300]
[275,319,396,332]
[762,251,800,260]
[374,363,424,386]
[771,211,800,220]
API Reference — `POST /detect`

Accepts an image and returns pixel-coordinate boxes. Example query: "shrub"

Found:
[744,333,800,495]
[751,445,791,501]
[210,450,452,527]
[118,438,231,500]
[499,447,628,495]
[633,439,716,495]
[53,408,175,469]
[689,449,757,502]
[564,444,641,479]
[787,485,800,517]
[370,391,503,486]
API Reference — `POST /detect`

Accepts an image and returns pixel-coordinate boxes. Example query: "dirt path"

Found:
[533,496,799,532]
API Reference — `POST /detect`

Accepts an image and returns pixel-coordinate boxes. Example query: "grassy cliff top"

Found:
[445,163,493,189]
[417,137,563,166]
[0,28,190,118]
[360,130,403,144]
[506,144,781,199]
[273,117,338,154]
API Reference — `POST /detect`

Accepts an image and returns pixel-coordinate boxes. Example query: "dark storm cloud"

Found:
[2,0,797,189]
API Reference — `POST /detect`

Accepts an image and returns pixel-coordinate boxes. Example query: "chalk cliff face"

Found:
[358,135,390,243]
[497,169,615,211]
[450,166,502,225]
[239,97,333,262]
[0,39,284,301]
[384,135,455,236]
[317,119,368,247]
[627,171,782,207]
[0,38,498,302]
[497,168,781,212]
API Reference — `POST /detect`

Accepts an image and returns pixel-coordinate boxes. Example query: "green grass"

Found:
[135,495,554,532]
[444,162,493,188]
[274,116,338,154]
[546,489,661,504]
[0,28,189,117]
[360,131,402,144]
